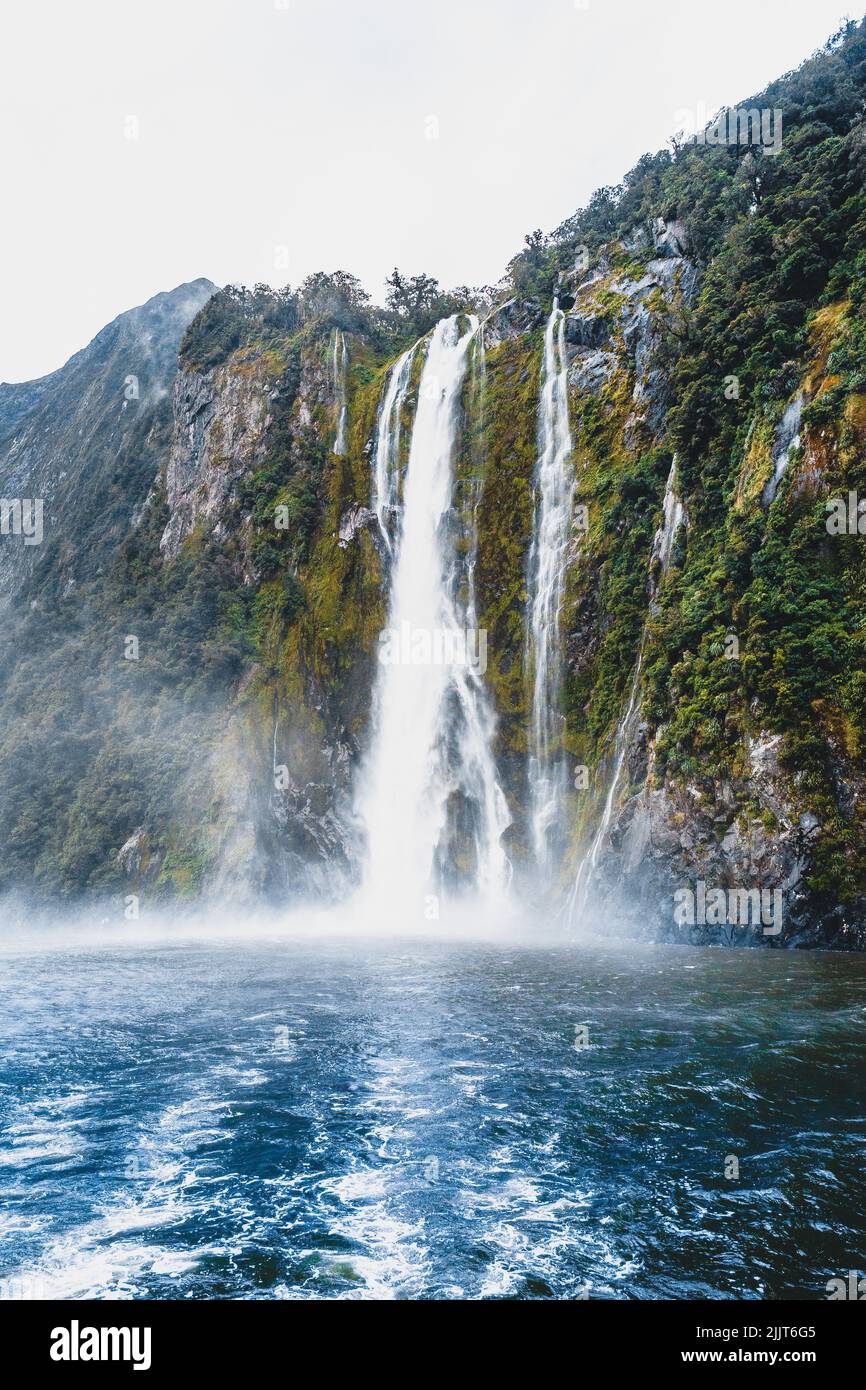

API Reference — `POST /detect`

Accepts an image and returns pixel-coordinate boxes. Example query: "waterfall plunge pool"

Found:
[0,920,864,1300]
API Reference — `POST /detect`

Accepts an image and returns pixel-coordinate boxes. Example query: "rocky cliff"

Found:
[1,22,865,946]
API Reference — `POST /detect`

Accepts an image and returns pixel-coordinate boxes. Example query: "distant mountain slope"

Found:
[0,279,216,601]
[0,370,64,445]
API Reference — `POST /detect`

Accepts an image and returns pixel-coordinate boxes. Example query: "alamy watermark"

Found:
[826,491,866,535]
[673,880,783,936]
[0,497,43,545]
[826,1271,866,1300]
[674,104,783,157]
[378,622,488,675]
[50,1322,151,1371]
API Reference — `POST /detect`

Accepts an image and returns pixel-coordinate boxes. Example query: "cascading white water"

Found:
[567,459,683,927]
[566,651,642,928]
[651,457,684,583]
[452,326,512,901]
[526,303,574,872]
[332,329,349,455]
[372,344,417,551]
[762,393,803,507]
[356,315,510,922]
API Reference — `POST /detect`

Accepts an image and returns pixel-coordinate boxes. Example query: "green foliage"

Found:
[180,284,299,371]
[6,19,866,912]
[384,267,493,342]
[474,333,540,750]
[0,484,247,896]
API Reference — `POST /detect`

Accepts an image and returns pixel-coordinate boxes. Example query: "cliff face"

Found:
[0,282,387,906]
[0,280,216,603]
[551,237,866,950]
[1,23,865,944]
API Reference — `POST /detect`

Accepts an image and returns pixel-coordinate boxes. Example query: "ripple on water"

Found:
[0,936,864,1299]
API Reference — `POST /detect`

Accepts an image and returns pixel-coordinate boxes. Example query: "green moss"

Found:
[157,843,211,897]
[474,333,541,752]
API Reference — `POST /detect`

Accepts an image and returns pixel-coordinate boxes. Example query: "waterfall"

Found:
[372,343,417,552]
[526,302,574,873]
[651,458,684,582]
[762,393,803,507]
[567,458,683,927]
[332,330,349,455]
[566,651,643,928]
[451,325,512,901]
[356,315,510,921]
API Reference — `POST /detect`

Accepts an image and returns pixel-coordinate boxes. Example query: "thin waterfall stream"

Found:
[526,301,575,876]
[372,343,417,551]
[567,459,684,927]
[332,329,349,455]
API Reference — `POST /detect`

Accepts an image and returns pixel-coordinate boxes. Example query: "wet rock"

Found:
[118,827,148,877]
[568,349,617,395]
[585,714,866,949]
[564,308,613,350]
[338,504,376,549]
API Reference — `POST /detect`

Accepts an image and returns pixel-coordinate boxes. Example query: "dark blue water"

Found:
[1,928,864,1300]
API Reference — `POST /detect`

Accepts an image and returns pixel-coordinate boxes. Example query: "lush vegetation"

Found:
[3,18,866,914]
[507,17,866,897]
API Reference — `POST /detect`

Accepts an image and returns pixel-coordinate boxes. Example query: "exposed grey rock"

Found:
[562,254,699,448]
[482,298,545,346]
[616,261,692,444]
[568,349,617,395]
[564,308,612,350]
[619,226,650,254]
[338,504,375,549]
[652,217,689,257]
[585,721,866,949]
[160,360,274,560]
[118,827,147,877]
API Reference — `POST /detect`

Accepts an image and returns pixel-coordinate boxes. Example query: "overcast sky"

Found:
[0,0,854,382]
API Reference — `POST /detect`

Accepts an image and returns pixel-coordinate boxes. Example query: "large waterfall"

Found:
[526,303,574,874]
[356,315,510,923]
[356,308,684,933]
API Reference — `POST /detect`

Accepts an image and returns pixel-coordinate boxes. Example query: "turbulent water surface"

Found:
[1,926,864,1301]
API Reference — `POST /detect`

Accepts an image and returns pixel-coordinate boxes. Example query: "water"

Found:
[357,316,510,921]
[651,456,684,595]
[1,925,864,1301]
[762,394,803,508]
[568,650,643,927]
[371,344,417,551]
[527,304,574,873]
[568,459,682,926]
[332,330,349,456]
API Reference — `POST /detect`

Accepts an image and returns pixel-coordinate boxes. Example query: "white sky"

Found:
[0,0,854,382]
